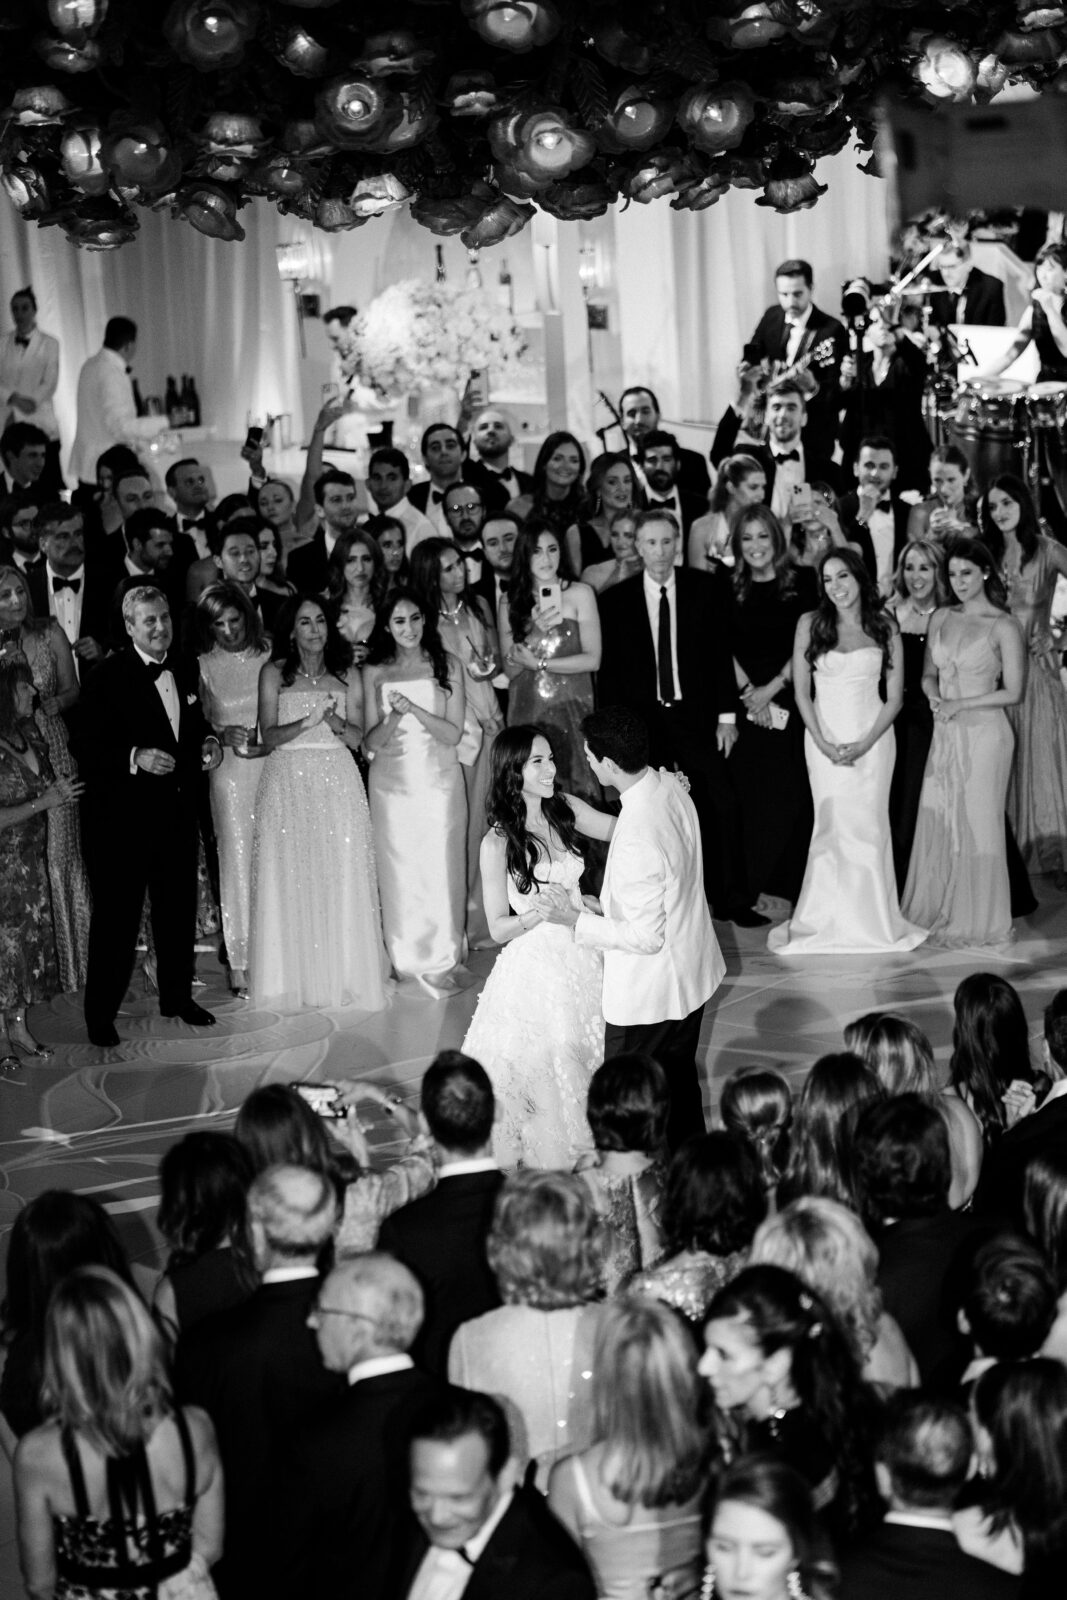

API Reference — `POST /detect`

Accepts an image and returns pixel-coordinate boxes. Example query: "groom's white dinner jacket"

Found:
[575,767,725,1026]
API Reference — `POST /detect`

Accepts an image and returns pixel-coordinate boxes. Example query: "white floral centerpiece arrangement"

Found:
[343,280,526,405]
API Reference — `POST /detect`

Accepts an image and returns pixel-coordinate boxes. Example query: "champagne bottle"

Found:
[497,255,513,314]
[164,375,181,426]
[187,375,201,427]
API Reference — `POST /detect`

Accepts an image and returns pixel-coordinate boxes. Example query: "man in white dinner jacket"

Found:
[553,704,726,1150]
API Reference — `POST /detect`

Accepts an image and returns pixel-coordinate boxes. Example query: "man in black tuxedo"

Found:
[747,378,842,534]
[108,508,195,649]
[473,513,518,715]
[165,456,219,560]
[930,242,1006,328]
[75,583,220,1046]
[0,494,43,577]
[597,510,765,927]
[287,467,359,594]
[409,423,466,535]
[442,481,488,587]
[379,1051,504,1376]
[176,1165,344,1600]
[839,436,911,595]
[838,1394,1020,1599]
[745,258,848,460]
[28,506,110,726]
[619,385,711,500]
[396,1387,595,1600]
[461,406,533,512]
[637,431,707,550]
[279,1254,441,1600]
[974,988,1067,1228]
[0,419,48,503]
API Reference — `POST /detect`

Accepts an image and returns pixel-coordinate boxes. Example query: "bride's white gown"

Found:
[768,648,927,955]
[462,848,603,1169]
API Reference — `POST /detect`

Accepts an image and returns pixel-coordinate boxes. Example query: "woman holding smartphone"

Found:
[499,522,601,800]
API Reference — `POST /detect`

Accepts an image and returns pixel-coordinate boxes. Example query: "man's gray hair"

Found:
[327,1253,424,1352]
[248,1163,337,1259]
[121,585,167,624]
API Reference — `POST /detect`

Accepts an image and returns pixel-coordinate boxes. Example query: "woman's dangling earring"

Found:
[699,1570,716,1600]
[787,1567,807,1600]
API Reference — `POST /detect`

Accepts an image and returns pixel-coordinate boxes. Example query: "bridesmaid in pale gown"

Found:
[362,587,467,994]
[769,548,926,955]
[250,595,387,1012]
[901,540,1025,946]
[195,584,270,997]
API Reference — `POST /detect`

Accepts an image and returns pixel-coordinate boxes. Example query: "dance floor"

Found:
[0,882,1064,1583]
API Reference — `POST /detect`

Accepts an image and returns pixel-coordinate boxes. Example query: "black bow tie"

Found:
[52,575,81,594]
[872,498,893,512]
[431,489,445,506]
[649,497,676,509]
[144,657,170,681]
[181,515,205,528]
[773,449,800,463]
[14,335,30,348]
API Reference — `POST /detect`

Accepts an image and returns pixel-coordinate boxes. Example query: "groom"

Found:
[552,706,726,1149]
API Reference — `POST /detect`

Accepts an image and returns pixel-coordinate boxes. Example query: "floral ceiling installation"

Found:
[1,0,1066,249]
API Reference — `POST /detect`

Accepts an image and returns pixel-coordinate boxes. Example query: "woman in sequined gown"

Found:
[499,523,601,801]
[902,541,1024,947]
[462,728,614,1171]
[0,564,91,991]
[250,596,387,1012]
[982,474,1067,875]
[195,584,270,995]
[363,588,468,995]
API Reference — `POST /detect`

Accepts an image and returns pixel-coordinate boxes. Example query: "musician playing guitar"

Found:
[745,257,848,461]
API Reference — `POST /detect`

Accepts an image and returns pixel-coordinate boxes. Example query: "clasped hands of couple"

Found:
[524,883,600,929]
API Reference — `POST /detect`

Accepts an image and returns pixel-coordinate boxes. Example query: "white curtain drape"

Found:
[0,197,305,476]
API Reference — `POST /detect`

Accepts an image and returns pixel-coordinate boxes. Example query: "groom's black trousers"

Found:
[604,1005,707,1152]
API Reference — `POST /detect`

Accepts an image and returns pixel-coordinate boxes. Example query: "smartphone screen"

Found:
[468,369,489,408]
[244,426,265,452]
[294,1083,345,1120]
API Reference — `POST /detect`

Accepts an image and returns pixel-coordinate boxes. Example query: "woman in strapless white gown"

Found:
[250,596,388,1011]
[462,727,615,1170]
[769,549,927,955]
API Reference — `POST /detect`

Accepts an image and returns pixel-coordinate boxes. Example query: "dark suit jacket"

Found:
[463,456,533,514]
[378,1169,505,1376]
[746,443,843,504]
[279,1365,441,1600]
[286,528,329,596]
[27,560,112,656]
[838,1519,1021,1600]
[630,443,710,501]
[597,568,738,737]
[745,302,849,456]
[408,480,448,518]
[876,1210,999,1389]
[395,1486,596,1600]
[175,1275,344,1600]
[931,266,1007,328]
[642,489,707,546]
[973,1092,1067,1229]
[838,492,911,583]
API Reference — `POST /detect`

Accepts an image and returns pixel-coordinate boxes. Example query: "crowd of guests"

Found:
[6,983,1067,1599]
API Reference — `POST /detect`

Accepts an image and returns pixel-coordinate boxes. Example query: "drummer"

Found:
[977,243,1067,383]
[906,443,979,544]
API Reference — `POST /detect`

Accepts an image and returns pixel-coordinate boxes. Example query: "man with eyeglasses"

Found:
[442,482,488,585]
[280,1254,441,1600]
[175,1164,343,1600]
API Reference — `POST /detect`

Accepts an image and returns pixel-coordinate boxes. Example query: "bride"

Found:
[463,726,615,1170]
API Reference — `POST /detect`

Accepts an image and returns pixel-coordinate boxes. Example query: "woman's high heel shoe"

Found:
[226,966,249,999]
[8,1008,53,1059]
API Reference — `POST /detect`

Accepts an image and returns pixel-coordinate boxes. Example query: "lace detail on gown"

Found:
[462,849,603,1169]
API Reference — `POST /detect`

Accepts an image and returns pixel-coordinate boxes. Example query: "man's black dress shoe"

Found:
[718,906,771,928]
[88,1024,121,1048]
[161,1002,217,1026]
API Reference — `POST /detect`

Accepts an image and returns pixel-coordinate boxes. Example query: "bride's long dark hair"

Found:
[486,725,583,895]
[806,546,893,671]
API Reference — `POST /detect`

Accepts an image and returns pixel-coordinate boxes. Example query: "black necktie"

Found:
[774,449,800,463]
[52,575,81,594]
[14,335,29,348]
[145,657,170,682]
[657,586,674,704]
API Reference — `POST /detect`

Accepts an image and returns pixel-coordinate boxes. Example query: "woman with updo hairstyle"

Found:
[688,451,767,571]
[749,1196,919,1389]
[950,972,1042,1148]
[700,1264,881,1542]
[845,1010,984,1209]
[252,477,301,558]
[448,1170,606,1485]
[576,1053,670,1292]
[778,1052,882,1211]
[630,1131,767,1321]
[725,505,816,908]
[548,1296,707,1599]
[565,450,640,577]
[153,1131,255,1335]
[461,725,613,1170]
[769,546,926,955]
[14,1266,223,1599]
[719,1068,792,1202]
[906,442,978,545]
[195,581,269,996]
[1,1191,135,1448]
[250,593,387,1011]
[703,1455,837,1600]
[580,510,642,596]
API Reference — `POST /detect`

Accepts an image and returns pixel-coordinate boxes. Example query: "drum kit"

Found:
[931,375,1067,504]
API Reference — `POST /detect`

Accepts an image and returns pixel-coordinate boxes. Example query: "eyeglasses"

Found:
[446,502,482,515]
[311,1304,380,1324]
